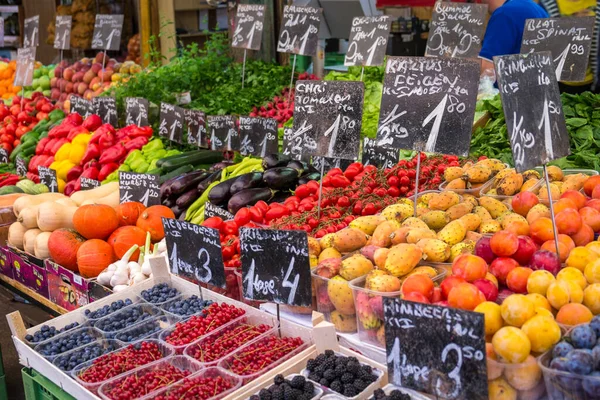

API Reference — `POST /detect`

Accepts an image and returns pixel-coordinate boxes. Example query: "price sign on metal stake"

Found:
[14,47,36,87]
[277,6,322,56]
[345,16,391,67]
[119,171,160,206]
[93,97,118,126]
[204,202,234,221]
[238,116,278,157]
[38,167,58,193]
[159,103,184,144]
[232,4,265,50]
[521,17,594,82]
[70,96,92,118]
[54,16,72,50]
[23,15,39,48]
[92,15,124,51]
[362,137,400,168]
[0,18,6,48]
[185,109,207,147]
[208,116,238,151]
[312,157,352,173]
[425,3,487,58]
[15,156,27,177]
[125,97,149,127]
[0,148,8,164]
[80,177,100,190]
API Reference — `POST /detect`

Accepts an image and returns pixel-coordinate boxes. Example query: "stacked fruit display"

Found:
[0,60,22,100]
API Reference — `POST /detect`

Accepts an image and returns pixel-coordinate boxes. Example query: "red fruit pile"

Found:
[101,364,189,400]
[165,303,245,346]
[152,374,233,400]
[77,341,164,383]
[224,335,304,376]
[188,323,272,363]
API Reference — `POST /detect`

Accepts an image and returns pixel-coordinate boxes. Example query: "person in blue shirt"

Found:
[479,0,549,73]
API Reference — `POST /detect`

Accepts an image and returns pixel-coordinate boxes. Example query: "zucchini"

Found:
[159,164,194,184]
[160,151,224,172]
[156,150,201,168]
[0,186,24,195]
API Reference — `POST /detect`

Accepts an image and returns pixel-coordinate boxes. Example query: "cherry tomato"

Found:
[221,246,235,261]
[362,203,377,215]
[234,208,251,227]
[222,221,239,236]
[400,176,410,186]
[337,196,350,207]
[407,170,416,179]
[327,168,343,177]
[353,201,363,215]
[374,187,387,197]
[387,186,400,197]
[387,176,399,187]
[202,216,224,231]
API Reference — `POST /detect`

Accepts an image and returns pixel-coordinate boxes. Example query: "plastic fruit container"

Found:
[23,319,86,347]
[530,168,598,204]
[52,339,124,373]
[34,326,103,361]
[83,295,140,324]
[218,332,310,385]
[159,294,214,320]
[487,353,546,400]
[93,303,166,339]
[114,315,175,343]
[139,366,242,400]
[234,268,265,308]
[183,311,278,366]
[439,177,492,197]
[72,339,175,394]
[539,350,600,400]
[371,383,432,399]
[248,373,324,400]
[312,267,357,333]
[479,178,543,206]
[98,355,203,400]
[136,282,183,307]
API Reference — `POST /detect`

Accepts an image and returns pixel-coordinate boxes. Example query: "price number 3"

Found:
[170,243,212,283]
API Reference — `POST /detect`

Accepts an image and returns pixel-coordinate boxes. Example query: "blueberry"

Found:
[571,325,597,349]
[28,322,81,344]
[164,296,213,317]
[553,341,575,359]
[140,283,180,304]
[567,350,595,375]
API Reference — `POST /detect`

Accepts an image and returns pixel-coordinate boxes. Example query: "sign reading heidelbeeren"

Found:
[277,6,321,56]
[232,4,265,50]
[345,16,391,67]
[376,57,479,156]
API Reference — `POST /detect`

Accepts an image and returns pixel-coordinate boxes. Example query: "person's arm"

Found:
[479,11,518,75]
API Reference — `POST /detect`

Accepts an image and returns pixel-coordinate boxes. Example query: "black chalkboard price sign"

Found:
[15,156,27,177]
[0,18,5,48]
[0,148,8,164]
[204,202,234,221]
[70,96,92,118]
[93,97,118,126]
[293,80,364,160]
[312,157,352,174]
[362,137,399,168]
[426,3,487,58]
[240,227,312,307]
[119,171,160,206]
[92,15,124,51]
[162,218,226,288]
[384,298,488,400]
[232,4,265,50]
[208,116,238,151]
[238,116,278,157]
[376,57,479,156]
[80,177,100,190]
[14,47,36,87]
[23,15,39,48]
[282,128,303,161]
[38,167,58,193]
[494,52,570,172]
[125,97,149,127]
[521,17,594,82]
[54,16,72,50]
[185,109,207,147]
[277,6,322,56]
[345,16,391,67]
[159,103,184,144]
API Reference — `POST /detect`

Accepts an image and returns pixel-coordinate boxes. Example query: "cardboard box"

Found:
[45,260,90,311]
[0,245,13,278]
[9,247,48,298]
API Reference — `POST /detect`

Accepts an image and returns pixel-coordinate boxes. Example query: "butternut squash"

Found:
[81,190,120,208]
[70,182,119,206]
[13,193,65,217]
[37,202,77,232]
[34,232,51,259]
[8,222,27,249]
[55,198,78,207]
[23,229,42,254]
[0,193,27,208]
[18,204,41,229]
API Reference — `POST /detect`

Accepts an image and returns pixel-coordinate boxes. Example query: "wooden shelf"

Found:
[0,273,67,316]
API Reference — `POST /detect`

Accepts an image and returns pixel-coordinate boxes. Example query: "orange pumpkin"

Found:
[108,226,146,260]
[115,202,146,227]
[47,229,86,272]
[77,239,116,278]
[73,204,119,240]
[136,205,175,242]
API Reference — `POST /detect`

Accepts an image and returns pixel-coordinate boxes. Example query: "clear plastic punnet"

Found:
[33,326,103,361]
[52,339,124,373]
[114,315,175,343]
[93,302,166,338]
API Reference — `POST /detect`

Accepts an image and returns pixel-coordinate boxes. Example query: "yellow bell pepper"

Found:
[58,178,66,193]
[69,143,86,164]
[56,161,75,181]
[49,161,60,170]
[72,133,92,146]
[54,143,72,162]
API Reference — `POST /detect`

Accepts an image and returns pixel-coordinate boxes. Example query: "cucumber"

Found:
[160,151,224,172]
[156,150,200,168]
[159,165,195,184]
[0,186,23,195]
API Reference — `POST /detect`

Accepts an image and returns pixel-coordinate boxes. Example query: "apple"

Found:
[91,63,103,74]
[59,92,68,101]
[474,237,495,264]
[95,52,105,64]
[83,70,96,84]
[77,82,87,95]
[50,88,60,100]
[63,67,74,81]
[54,66,63,79]
[65,82,74,93]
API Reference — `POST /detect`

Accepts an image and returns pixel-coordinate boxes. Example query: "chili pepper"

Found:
[98,163,119,181]
[67,126,90,141]
[81,143,100,165]
[82,114,102,131]
[50,138,69,155]
[66,165,83,182]
[99,143,126,165]
[0,176,19,187]
[35,137,50,155]
[123,136,148,152]
[81,166,99,180]
[63,180,76,196]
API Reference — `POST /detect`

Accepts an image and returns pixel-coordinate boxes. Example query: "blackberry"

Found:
[323,369,336,381]
[344,386,359,397]
[348,356,359,364]
[324,349,334,357]
[362,364,373,374]
[283,385,295,399]
[258,389,272,400]
[271,388,284,400]
[306,359,317,370]
[335,363,346,377]
[390,390,411,400]
[354,379,368,391]
[319,378,329,386]
[290,375,305,389]
[308,373,321,382]
[303,381,313,394]
[322,359,335,370]
[358,368,374,380]
[347,361,360,374]
[314,365,325,375]
[373,388,386,399]
[341,373,354,383]
[315,354,327,364]
[273,374,285,385]
[249,396,259,400]
[330,380,343,393]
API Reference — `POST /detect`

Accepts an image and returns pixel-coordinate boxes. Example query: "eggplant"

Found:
[165,170,209,197]
[176,187,200,208]
[297,172,322,185]
[263,167,300,190]
[197,170,222,192]
[210,161,234,172]
[163,198,175,208]
[208,179,235,205]
[229,172,264,195]
[171,205,184,218]
[269,190,293,204]
[228,188,275,214]
[286,160,305,175]
[178,209,187,221]
[262,153,291,170]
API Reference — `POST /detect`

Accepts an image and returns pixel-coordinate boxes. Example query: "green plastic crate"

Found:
[22,368,75,400]
[0,374,7,400]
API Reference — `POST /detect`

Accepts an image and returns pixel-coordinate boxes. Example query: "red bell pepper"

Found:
[99,143,126,165]
[28,155,48,173]
[67,126,89,141]
[43,138,58,155]
[66,165,83,182]
[82,114,102,131]
[51,138,69,155]
[98,163,119,181]
[83,160,100,171]
[81,143,101,165]
[123,136,148,152]
[48,123,75,139]
[64,180,76,196]
[26,172,40,184]
[66,113,83,126]
[99,132,116,150]
[81,166,99,180]
[43,156,54,167]
[35,137,50,155]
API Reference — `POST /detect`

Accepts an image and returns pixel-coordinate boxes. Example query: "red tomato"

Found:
[254,200,269,213]
[248,206,263,223]
[222,221,239,236]
[294,184,311,199]
[202,216,223,231]
[234,208,251,227]
[0,143,11,152]
[306,181,319,193]
[15,126,29,138]
[265,207,288,221]
[12,139,20,147]
[36,111,49,121]
[9,105,20,116]
[326,168,343,177]
[5,123,16,135]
